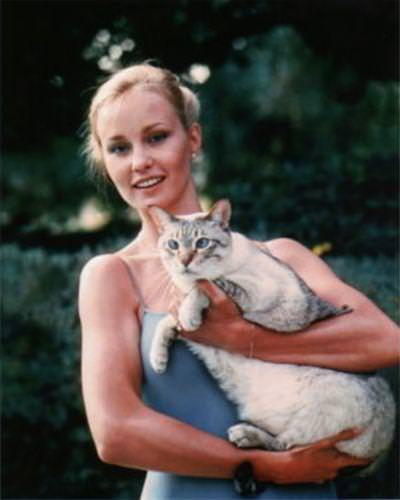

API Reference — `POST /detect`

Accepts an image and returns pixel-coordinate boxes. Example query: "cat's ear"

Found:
[208,199,231,229]
[148,206,176,233]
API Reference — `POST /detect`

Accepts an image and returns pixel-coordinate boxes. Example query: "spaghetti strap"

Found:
[117,255,146,325]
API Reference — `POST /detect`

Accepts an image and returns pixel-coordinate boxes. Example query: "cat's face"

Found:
[151,200,232,281]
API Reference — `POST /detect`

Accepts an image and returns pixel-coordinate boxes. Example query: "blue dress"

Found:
[140,310,337,500]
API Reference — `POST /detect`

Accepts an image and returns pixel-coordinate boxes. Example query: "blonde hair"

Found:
[83,63,200,177]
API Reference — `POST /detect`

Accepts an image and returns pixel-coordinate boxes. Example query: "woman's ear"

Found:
[189,122,202,158]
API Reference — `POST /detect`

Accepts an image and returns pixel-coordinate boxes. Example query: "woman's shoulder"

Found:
[80,252,130,280]
[79,253,141,307]
[261,237,311,265]
[80,238,142,277]
[264,237,337,282]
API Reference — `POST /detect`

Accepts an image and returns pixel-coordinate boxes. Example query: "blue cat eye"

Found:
[195,238,210,249]
[167,239,179,250]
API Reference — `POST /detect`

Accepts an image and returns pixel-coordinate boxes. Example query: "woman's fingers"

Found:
[311,428,372,470]
[314,428,362,450]
[197,280,239,315]
[340,454,372,467]
[197,280,228,305]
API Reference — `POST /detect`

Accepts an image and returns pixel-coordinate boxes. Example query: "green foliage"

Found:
[200,27,398,254]
[2,243,144,499]
[2,139,93,232]
[2,243,398,498]
[325,255,399,323]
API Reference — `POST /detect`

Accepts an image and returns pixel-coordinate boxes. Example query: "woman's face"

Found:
[96,86,201,213]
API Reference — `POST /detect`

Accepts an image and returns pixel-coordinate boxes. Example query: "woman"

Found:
[78,64,399,499]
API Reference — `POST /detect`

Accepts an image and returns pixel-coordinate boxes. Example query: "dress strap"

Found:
[253,240,274,257]
[117,255,146,326]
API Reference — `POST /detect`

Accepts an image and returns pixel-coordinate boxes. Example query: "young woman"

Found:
[78,64,399,499]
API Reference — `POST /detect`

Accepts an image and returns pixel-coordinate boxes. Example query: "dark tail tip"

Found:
[341,305,353,314]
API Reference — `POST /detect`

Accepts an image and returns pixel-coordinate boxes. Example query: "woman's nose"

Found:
[131,147,153,172]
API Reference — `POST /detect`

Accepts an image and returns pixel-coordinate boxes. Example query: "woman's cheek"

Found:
[105,159,127,184]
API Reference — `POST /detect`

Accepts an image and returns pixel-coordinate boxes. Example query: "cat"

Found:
[148,199,395,467]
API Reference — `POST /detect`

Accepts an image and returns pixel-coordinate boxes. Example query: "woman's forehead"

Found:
[96,87,179,140]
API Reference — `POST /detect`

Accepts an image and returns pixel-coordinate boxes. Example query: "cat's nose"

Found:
[181,251,195,267]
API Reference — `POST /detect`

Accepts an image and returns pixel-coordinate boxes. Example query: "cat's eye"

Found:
[167,239,179,250]
[195,238,210,249]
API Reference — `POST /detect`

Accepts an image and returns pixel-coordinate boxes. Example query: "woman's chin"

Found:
[133,195,166,211]
[134,192,174,210]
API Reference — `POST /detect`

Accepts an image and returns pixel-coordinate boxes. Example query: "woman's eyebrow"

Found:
[143,122,166,132]
[107,123,167,142]
[107,134,127,143]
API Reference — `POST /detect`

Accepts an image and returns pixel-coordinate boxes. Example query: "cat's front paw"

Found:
[228,424,258,448]
[149,315,178,374]
[149,346,169,374]
[228,423,275,449]
[178,309,203,332]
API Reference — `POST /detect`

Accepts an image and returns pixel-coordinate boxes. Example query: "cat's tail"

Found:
[312,299,353,323]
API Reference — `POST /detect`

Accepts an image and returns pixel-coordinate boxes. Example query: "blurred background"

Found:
[2,0,399,498]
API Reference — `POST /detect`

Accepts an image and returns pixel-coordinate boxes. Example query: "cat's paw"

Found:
[228,424,259,448]
[228,423,274,449]
[149,347,169,374]
[178,309,203,332]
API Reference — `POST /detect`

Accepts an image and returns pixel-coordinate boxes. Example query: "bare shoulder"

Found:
[80,253,129,282]
[266,237,319,267]
[266,237,310,263]
[79,253,140,315]
[265,237,338,282]
[79,253,144,401]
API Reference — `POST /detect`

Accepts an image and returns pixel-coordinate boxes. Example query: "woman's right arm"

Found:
[78,254,369,483]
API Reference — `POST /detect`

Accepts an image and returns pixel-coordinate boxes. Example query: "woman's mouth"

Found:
[133,176,165,189]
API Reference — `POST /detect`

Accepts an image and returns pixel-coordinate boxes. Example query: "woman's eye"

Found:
[195,238,210,249]
[148,132,168,144]
[167,239,179,250]
[108,144,130,155]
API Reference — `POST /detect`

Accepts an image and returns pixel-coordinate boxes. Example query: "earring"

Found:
[191,152,197,160]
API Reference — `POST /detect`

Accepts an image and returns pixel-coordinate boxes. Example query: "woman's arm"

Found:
[79,254,241,477]
[181,238,399,372]
[78,253,369,482]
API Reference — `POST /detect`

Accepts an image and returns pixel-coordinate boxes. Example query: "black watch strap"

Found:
[233,461,263,497]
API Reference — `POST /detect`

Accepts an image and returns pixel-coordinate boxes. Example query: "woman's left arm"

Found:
[181,238,399,372]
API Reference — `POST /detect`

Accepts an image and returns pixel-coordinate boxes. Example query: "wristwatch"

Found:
[233,461,265,497]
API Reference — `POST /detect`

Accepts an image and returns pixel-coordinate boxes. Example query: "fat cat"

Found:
[148,199,395,467]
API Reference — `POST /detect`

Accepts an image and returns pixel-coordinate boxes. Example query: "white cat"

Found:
[149,200,395,466]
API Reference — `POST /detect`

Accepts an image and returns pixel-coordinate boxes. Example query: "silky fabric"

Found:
[140,310,337,500]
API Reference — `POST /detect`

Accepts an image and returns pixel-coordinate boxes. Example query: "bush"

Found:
[2,242,144,499]
[200,28,399,255]
[2,243,398,498]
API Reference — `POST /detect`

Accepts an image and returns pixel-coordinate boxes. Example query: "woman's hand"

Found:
[252,428,371,484]
[179,280,256,354]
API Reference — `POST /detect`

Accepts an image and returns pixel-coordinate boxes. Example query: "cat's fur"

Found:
[148,200,395,465]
